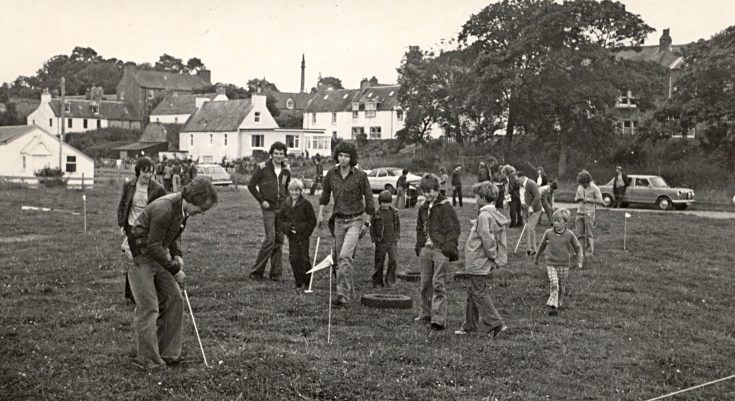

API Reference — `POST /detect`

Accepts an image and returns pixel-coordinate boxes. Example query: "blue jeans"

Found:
[251,209,283,278]
[334,216,364,301]
[417,246,449,327]
[128,254,183,369]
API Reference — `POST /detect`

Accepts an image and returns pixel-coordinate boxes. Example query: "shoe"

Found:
[414,316,431,324]
[430,323,445,331]
[162,357,188,366]
[454,330,469,335]
[332,294,347,306]
[492,324,508,338]
[548,306,558,316]
[249,273,264,281]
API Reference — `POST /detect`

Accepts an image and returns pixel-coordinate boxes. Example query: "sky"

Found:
[1,0,734,93]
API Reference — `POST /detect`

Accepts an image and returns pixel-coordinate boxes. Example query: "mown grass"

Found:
[1,184,734,400]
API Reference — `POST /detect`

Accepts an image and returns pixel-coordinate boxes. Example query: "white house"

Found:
[0,125,94,186]
[149,89,228,124]
[26,88,141,135]
[179,94,330,162]
[302,78,405,140]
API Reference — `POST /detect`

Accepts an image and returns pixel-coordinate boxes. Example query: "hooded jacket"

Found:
[464,204,509,275]
[416,193,460,260]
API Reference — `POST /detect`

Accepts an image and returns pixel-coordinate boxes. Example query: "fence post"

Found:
[81,173,85,192]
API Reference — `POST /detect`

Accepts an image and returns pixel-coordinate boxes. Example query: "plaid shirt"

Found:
[320,166,375,216]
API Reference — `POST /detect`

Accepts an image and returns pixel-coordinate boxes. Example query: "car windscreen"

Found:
[649,176,668,187]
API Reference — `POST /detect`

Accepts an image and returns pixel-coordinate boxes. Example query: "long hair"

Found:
[332,141,358,166]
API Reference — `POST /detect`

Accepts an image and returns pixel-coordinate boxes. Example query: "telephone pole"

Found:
[59,77,66,171]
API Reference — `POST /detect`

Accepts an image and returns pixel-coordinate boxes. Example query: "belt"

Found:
[333,211,364,219]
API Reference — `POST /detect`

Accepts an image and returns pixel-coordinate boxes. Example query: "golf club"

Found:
[304,236,320,293]
[183,288,210,368]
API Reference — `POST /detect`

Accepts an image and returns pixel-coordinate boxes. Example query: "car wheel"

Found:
[384,184,397,195]
[602,194,614,207]
[656,196,672,210]
[360,294,413,309]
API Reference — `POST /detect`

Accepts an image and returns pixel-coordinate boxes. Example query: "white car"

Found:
[196,164,233,186]
[365,167,421,193]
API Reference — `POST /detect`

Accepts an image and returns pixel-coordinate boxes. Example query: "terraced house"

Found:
[302,77,405,140]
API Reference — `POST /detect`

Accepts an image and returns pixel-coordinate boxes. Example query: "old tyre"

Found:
[397,271,421,282]
[656,196,672,210]
[602,194,614,208]
[361,294,413,309]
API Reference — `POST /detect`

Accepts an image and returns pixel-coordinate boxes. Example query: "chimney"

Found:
[300,54,306,93]
[197,69,212,84]
[215,84,227,96]
[369,76,378,87]
[659,28,672,52]
[94,86,103,102]
[251,94,267,109]
[360,78,370,91]
[41,88,51,104]
[123,62,136,75]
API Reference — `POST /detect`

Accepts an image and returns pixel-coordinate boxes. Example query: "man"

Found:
[309,154,323,196]
[395,169,409,208]
[127,176,218,370]
[611,166,631,208]
[451,165,463,207]
[518,172,542,256]
[248,142,291,280]
[317,141,375,306]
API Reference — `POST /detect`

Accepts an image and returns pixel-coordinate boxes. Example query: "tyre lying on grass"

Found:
[360,294,413,309]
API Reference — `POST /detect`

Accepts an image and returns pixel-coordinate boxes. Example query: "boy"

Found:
[415,174,461,330]
[451,165,463,207]
[278,179,317,289]
[455,182,509,337]
[534,209,583,316]
[395,169,409,208]
[370,190,401,287]
[574,170,604,260]
[539,180,558,225]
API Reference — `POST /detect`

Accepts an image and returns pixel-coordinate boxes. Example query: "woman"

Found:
[117,157,167,304]
[536,167,548,187]
[477,162,491,183]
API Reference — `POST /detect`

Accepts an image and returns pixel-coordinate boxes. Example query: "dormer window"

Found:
[147,90,154,99]
[64,103,71,113]
[351,102,360,111]
[286,99,294,110]
[396,110,403,120]
[91,105,100,115]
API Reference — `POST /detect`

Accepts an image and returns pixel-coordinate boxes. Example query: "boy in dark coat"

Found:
[370,190,401,287]
[278,178,317,289]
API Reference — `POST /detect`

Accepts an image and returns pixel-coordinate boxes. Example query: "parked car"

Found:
[598,174,694,210]
[322,166,420,206]
[196,164,233,186]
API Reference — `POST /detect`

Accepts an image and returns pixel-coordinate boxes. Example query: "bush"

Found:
[34,167,66,187]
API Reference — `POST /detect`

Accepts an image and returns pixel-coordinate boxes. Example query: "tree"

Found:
[265,94,280,118]
[247,78,279,93]
[318,76,343,90]
[70,46,101,63]
[154,54,186,73]
[664,26,735,168]
[186,58,206,73]
[396,46,444,145]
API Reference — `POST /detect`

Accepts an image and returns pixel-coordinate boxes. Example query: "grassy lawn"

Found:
[1,183,734,400]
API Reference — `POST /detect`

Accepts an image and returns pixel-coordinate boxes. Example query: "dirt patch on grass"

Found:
[0,234,51,244]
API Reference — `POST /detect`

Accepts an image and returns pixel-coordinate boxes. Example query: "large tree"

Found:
[247,78,279,93]
[317,76,343,90]
[154,54,186,73]
[396,46,445,144]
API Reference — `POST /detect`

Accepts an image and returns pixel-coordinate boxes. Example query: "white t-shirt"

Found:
[274,164,282,178]
[127,182,148,226]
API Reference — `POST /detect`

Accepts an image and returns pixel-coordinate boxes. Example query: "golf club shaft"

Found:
[307,237,320,292]
[515,223,527,253]
[183,289,209,367]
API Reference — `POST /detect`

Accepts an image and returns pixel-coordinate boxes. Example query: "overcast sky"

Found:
[1,0,733,93]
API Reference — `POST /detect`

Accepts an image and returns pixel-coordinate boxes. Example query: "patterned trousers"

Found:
[546,265,569,308]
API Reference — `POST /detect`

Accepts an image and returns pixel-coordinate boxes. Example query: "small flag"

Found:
[306,254,333,274]
[625,212,631,218]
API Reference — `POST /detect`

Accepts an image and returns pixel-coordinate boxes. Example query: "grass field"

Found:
[1,183,734,400]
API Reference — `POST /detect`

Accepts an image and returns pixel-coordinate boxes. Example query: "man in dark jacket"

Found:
[611,166,631,208]
[415,174,460,331]
[248,142,291,280]
[451,165,463,207]
[127,176,218,370]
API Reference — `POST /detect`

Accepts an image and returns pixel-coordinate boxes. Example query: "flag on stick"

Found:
[623,212,631,251]
[306,253,333,274]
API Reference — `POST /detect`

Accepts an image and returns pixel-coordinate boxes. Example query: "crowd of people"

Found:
[117,142,620,370]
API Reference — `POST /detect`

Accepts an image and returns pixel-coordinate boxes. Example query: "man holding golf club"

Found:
[317,141,374,306]
[126,176,218,370]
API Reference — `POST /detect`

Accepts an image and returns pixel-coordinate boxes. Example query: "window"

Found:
[148,90,154,99]
[352,110,359,119]
[64,103,71,113]
[618,90,635,107]
[65,156,77,173]
[251,135,264,147]
[365,102,376,118]
[370,126,381,139]
[332,112,337,124]
[67,119,73,128]
[97,119,101,129]
[286,135,299,148]
[32,119,35,125]
[49,118,52,127]
[190,134,194,146]
[224,134,228,146]
[286,99,294,110]
[351,127,365,139]
[311,113,316,124]
[396,110,403,120]
[209,133,213,145]
[22,155,26,170]
[83,119,88,129]
[254,112,261,122]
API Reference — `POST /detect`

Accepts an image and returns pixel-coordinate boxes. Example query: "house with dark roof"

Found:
[113,122,183,160]
[263,90,314,118]
[302,78,405,140]
[0,125,94,186]
[615,29,686,135]
[116,64,212,122]
[150,86,228,124]
[26,88,141,135]
[179,94,329,162]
